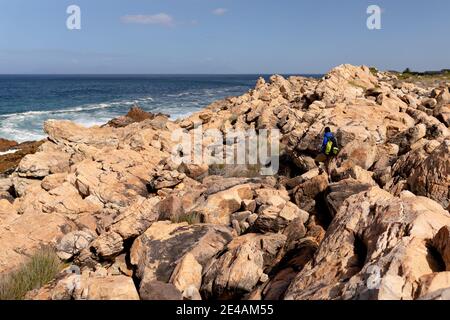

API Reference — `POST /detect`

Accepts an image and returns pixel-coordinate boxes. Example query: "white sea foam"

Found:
[0,98,153,119]
[0,84,248,143]
[0,149,18,156]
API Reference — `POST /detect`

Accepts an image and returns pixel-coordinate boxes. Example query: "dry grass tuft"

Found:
[0,247,62,300]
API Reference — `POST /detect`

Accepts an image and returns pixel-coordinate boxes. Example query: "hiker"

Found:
[315,127,339,164]
[321,127,339,157]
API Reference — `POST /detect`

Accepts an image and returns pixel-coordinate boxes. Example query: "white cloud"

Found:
[212,8,228,16]
[121,13,175,27]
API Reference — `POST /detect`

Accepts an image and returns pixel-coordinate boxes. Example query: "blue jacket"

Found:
[321,132,336,153]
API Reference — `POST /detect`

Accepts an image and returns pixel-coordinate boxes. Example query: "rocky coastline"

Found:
[0,64,449,300]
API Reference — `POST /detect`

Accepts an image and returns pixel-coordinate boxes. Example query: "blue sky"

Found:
[0,0,449,74]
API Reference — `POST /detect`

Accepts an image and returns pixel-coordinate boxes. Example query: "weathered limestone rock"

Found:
[44,120,120,149]
[17,151,70,178]
[333,139,378,171]
[0,212,75,274]
[251,201,308,233]
[32,273,140,300]
[71,153,152,209]
[262,237,318,300]
[41,173,67,191]
[331,163,377,186]
[201,233,286,299]
[285,188,450,300]
[197,184,254,225]
[316,64,378,104]
[408,140,450,210]
[434,103,450,127]
[109,196,161,240]
[0,199,16,224]
[337,125,373,146]
[293,173,329,213]
[431,226,450,271]
[417,272,450,299]
[82,275,140,300]
[149,169,186,190]
[42,182,103,217]
[178,162,209,181]
[325,179,372,217]
[90,231,124,259]
[56,229,96,260]
[130,221,233,288]
[139,280,183,300]
[169,252,203,297]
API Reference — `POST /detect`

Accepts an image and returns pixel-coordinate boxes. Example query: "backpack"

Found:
[325,141,333,155]
[325,136,339,156]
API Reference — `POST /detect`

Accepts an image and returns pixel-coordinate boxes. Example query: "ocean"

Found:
[0,74,320,142]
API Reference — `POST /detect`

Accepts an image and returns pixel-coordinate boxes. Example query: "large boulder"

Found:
[434,104,450,127]
[0,138,18,152]
[262,237,319,300]
[285,188,450,300]
[431,226,450,271]
[27,273,139,300]
[332,139,378,171]
[201,233,286,299]
[250,199,309,234]
[408,140,450,210]
[325,179,372,217]
[316,65,378,104]
[130,221,233,294]
[17,151,70,178]
[0,212,75,274]
[56,229,96,260]
[44,120,120,149]
[293,173,329,213]
[105,106,163,128]
[196,184,254,225]
[139,280,183,300]
[82,275,140,300]
[169,252,203,299]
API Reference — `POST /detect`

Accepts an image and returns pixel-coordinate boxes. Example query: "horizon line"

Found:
[0,73,324,76]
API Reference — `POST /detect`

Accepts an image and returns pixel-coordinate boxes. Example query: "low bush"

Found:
[172,212,203,225]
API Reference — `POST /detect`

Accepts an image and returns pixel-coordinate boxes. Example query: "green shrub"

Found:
[228,114,239,125]
[208,163,263,178]
[208,163,226,176]
[243,164,263,178]
[348,80,367,90]
[369,67,378,76]
[0,247,62,300]
[172,212,203,225]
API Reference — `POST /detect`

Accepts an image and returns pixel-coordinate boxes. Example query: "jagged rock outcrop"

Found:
[408,140,450,210]
[27,272,140,300]
[201,233,286,299]
[284,189,450,300]
[105,106,169,128]
[130,221,233,298]
[1,64,449,300]
[0,140,44,175]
